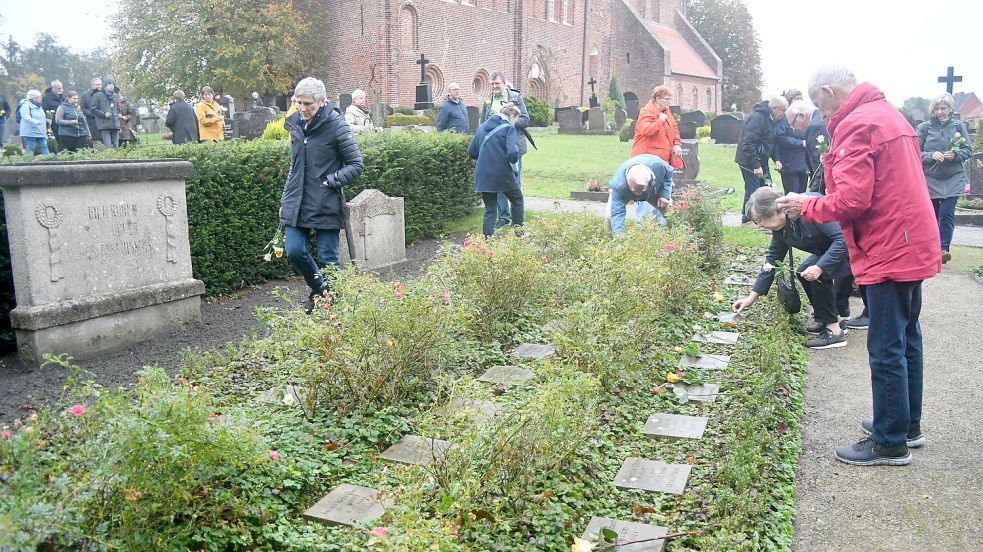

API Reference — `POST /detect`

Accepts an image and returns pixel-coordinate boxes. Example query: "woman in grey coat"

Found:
[916,94,972,263]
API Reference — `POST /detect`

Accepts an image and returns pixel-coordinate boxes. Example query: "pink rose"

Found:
[69,404,86,417]
[652,386,665,395]
[372,527,388,538]
[441,292,451,305]
[1,431,11,439]
[269,450,280,461]
[665,243,678,252]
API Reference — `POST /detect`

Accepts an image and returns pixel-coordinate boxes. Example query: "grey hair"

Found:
[90,77,102,84]
[499,102,521,119]
[26,89,42,100]
[787,99,816,120]
[173,89,186,100]
[352,89,366,101]
[768,95,789,109]
[50,79,62,87]
[929,93,955,115]
[489,71,506,83]
[293,77,327,101]
[808,65,857,99]
[626,164,655,187]
[783,89,802,103]
[745,186,785,222]
[448,81,461,90]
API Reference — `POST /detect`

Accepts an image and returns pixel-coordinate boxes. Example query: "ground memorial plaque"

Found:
[448,397,502,420]
[716,312,746,324]
[613,457,691,495]
[512,343,556,359]
[679,354,730,371]
[679,383,720,403]
[723,275,755,287]
[380,435,450,466]
[257,384,308,407]
[582,517,668,552]
[643,413,708,440]
[0,161,205,366]
[339,189,406,270]
[692,331,740,345]
[477,365,534,386]
[303,484,393,527]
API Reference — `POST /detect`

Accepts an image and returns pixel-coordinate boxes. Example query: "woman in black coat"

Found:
[165,90,199,144]
[467,102,522,236]
[280,77,364,312]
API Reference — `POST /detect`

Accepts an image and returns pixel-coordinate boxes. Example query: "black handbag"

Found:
[775,248,801,314]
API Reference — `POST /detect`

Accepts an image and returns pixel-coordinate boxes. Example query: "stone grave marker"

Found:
[692,331,740,345]
[969,153,983,198]
[679,354,730,371]
[623,91,640,120]
[710,114,742,144]
[380,435,450,466]
[477,365,534,386]
[232,108,276,140]
[141,112,163,134]
[512,343,556,359]
[448,397,501,420]
[303,483,393,527]
[672,140,701,186]
[582,517,668,552]
[677,121,697,140]
[614,108,628,130]
[338,189,406,270]
[466,105,480,132]
[557,107,585,134]
[339,93,353,112]
[613,457,691,495]
[588,107,607,134]
[669,105,682,117]
[680,110,707,127]
[643,413,708,440]
[678,383,720,402]
[257,384,308,407]
[716,312,745,324]
[723,275,755,287]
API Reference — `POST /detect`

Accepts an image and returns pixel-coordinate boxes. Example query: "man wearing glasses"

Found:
[480,72,530,229]
[606,154,674,235]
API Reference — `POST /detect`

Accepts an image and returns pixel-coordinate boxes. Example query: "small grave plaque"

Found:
[680,383,720,402]
[582,517,668,552]
[679,354,730,371]
[257,384,308,407]
[448,397,501,420]
[643,413,708,440]
[512,343,556,359]
[380,435,449,466]
[613,457,691,495]
[302,484,393,526]
[723,276,755,287]
[692,331,740,345]
[716,312,745,324]
[477,365,534,386]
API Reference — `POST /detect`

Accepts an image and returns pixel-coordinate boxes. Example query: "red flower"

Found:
[652,386,665,395]
[665,243,679,252]
[69,404,86,417]
[269,450,280,461]
[1,431,11,440]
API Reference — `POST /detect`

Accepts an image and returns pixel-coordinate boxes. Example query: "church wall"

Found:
[610,0,666,100]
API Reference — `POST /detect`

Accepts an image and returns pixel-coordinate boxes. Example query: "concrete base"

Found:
[570,190,609,202]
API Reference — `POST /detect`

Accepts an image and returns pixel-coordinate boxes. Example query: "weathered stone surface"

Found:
[710,114,742,144]
[680,110,707,127]
[232,108,277,140]
[380,435,449,465]
[643,413,708,440]
[448,397,502,420]
[678,120,697,140]
[477,365,534,386]
[678,354,730,371]
[466,106,480,132]
[257,385,308,407]
[582,517,668,552]
[558,107,585,134]
[302,484,393,526]
[339,189,406,270]
[613,458,691,495]
[673,140,700,183]
[691,331,740,345]
[588,107,607,134]
[679,383,721,402]
[512,343,556,359]
[723,275,755,287]
[716,312,746,324]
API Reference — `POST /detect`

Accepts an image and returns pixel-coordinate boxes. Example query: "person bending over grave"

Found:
[468,102,524,237]
[344,89,375,135]
[280,77,364,313]
[606,154,674,235]
[735,95,788,225]
[732,186,851,349]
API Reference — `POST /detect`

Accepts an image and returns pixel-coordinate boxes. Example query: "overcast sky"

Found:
[2,0,980,105]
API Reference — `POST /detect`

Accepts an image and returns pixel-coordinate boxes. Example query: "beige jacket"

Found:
[344,104,374,135]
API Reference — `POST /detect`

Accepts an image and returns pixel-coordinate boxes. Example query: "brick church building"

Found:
[302,0,721,111]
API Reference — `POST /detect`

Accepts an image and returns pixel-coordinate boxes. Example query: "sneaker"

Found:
[303,290,326,315]
[806,319,848,335]
[805,328,848,349]
[860,417,926,448]
[834,437,911,466]
[942,250,951,264]
[845,315,869,330]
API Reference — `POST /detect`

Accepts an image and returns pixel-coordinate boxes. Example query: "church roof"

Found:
[647,23,717,80]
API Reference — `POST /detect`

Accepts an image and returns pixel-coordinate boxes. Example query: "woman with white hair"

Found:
[17,89,49,155]
[344,88,374,135]
[775,97,811,194]
[915,93,972,264]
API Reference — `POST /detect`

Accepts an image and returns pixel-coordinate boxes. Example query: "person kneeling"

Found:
[607,154,674,235]
[732,187,851,349]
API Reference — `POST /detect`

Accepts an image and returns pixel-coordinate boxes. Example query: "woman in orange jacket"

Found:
[195,86,225,142]
[630,85,681,162]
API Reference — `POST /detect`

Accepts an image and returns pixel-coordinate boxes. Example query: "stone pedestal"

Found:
[0,160,204,366]
[339,189,407,271]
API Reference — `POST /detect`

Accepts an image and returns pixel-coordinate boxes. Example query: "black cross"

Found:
[587,77,597,96]
[416,54,430,83]
[938,66,962,94]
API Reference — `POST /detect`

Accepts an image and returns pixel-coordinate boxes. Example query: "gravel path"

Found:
[792,270,983,551]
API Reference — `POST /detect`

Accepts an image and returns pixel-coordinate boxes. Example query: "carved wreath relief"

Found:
[35,200,65,282]
[157,193,179,264]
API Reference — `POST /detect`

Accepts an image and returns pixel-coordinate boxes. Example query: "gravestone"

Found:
[477,365,534,386]
[512,343,556,359]
[614,108,628,130]
[677,121,697,140]
[466,105,480,132]
[257,384,308,407]
[716,312,745,324]
[723,275,755,287]
[969,153,983,198]
[141,112,162,134]
[678,383,720,402]
[587,107,606,134]
[613,458,691,495]
[680,110,707,127]
[692,331,740,345]
[557,107,585,134]
[710,114,743,144]
[339,93,353,112]
[339,189,406,270]
[0,161,204,366]
[448,397,501,420]
[232,108,276,140]
[679,354,730,371]
[669,105,682,117]
[623,92,640,120]
[582,517,668,552]
[729,111,746,120]
[414,54,434,110]
[672,140,701,185]
[303,484,393,526]
[380,435,449,465]
[643,413,708,440]
[371,102,387,126]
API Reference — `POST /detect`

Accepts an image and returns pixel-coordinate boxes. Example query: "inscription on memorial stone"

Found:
[582,517,668,552]
[380,435,450,466]
[302,484,393,526]
[643,413,708,440]
[678,354,730,371]
[692,331,740,345]
[613,458,691,495]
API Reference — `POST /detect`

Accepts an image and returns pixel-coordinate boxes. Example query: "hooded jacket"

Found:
[801,83,941,285]
[630,102,681,161]
[735,100,778,170]
[467,115,520,193]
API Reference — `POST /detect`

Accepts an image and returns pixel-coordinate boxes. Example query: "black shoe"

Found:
[807,319,847,335]
[845,315,869,330]
[834,437,911,466]
[805,328,847,349]
[942,250,951,264]
[303,289,327,314]
[860,417,926,448]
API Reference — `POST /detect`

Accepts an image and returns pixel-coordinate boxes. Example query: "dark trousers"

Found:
[496,157,522,226]
[780,171,808,194]
[866,280,924,448]
[0,120,5,145]
[60,135,86,152]
[796,255,838,324]
[740,167,766,223]
[284,225,341,294]
[932,196,958,252]
[833,274,854,318]
[482,189,523,237]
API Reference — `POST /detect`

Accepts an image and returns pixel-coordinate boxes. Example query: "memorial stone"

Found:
[140,112,162,134]
[716,312,746,324]
[466,105,480,132]
[477,365,534,386]
[677,121,697,140]
[303,484,393,526]
[588,107,607,134]
[723,275,755,287]
[257,384,308,407]
[557,107,585,134]
[582,517,668,552]
[613,458,691,495]
[643,413,708,440]
[380,435,449,466]
[448,397,502,420]
[692,331,740,345]
[680,110,707,127]
[512,343,556,359]
[679,354,730,371]
[623,92,640,120]
[672,140,701,185]
[339,93,353,112]
[338,189,406,270]
[969,153,983,198]
[710,114,742,144]
[614,108,628,130]
[232,108,276,140]
[679,383,720,402]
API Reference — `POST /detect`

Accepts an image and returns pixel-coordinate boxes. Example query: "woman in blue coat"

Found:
[468,103,522,236]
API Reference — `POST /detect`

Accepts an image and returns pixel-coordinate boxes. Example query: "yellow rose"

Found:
[666,372,682,383]
[570,538,595,552]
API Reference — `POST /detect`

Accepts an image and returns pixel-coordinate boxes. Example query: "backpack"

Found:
[16,99,25,124]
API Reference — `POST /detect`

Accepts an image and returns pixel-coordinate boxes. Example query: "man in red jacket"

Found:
[778,66,941,467]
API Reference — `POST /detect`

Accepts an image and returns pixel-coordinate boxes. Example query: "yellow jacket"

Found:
[196,100,225,141]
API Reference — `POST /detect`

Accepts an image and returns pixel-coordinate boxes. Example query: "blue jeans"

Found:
[482,189,523,236]
[866,280,924,448]
[496,157,522,226]
[740,166,766,223]
[632,201,668,226]
[0,120,5,145]
[100,129,120,148]
[932,196,958,252]
[23,136,49,155]
[284,225,341,294]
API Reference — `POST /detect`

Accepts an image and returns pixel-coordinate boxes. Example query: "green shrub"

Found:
[602,98,624,128]
[2,144,21,157]
[386,114,430,127]
[608,77,624,104]
[524,96,553,127]
[395,106,416,116]
[669,186,726,271]
[261,116,288,140]
[619,118,635,142]
[697,125,711,139]
[422,108,438,125]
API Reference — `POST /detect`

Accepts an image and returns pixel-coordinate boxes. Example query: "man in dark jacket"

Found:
[42,80,65,151]
[79,77,102,147]
[90,75,121,148]
[735,96,788,223]
[165,90,199,144]
[280,77,364,313]
[0,93,11,146]
[480,72,530,228]
[437,82,470,133]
